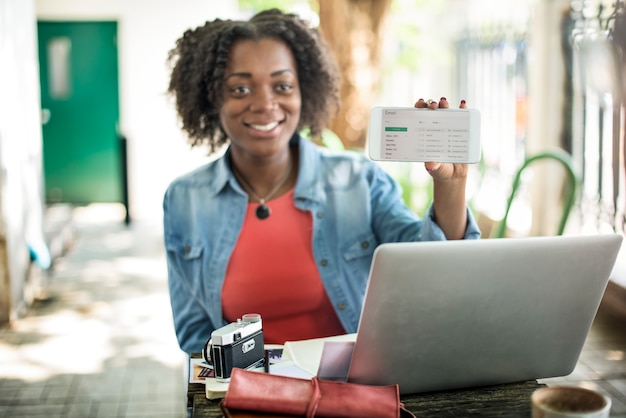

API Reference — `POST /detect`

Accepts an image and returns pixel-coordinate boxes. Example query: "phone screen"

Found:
[368,107,481,163]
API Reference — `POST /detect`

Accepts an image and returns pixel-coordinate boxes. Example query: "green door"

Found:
[37,21,122,204]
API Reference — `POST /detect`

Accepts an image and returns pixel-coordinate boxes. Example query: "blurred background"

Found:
[1,0,626,415]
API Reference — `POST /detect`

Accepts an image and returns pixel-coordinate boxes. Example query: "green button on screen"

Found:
[385,127,408,132]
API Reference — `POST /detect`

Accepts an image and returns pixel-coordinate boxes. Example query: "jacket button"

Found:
[316,212,324,219]
[320,259,328,267]
[184,245,191,253]
[361,241,369,249]
[338,303,347,311]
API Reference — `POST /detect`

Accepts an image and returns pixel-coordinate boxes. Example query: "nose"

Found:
[249,87,276,112]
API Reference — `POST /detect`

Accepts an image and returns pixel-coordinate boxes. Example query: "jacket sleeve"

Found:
[163,185,216,354]
[368,161,481,242]
[420,204,481,241]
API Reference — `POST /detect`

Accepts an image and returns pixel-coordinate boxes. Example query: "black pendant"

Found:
[255,204,271,220]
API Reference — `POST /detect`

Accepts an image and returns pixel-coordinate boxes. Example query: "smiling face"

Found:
[220,38,301,162]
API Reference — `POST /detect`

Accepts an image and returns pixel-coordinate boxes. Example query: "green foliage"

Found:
[300,128,345,151]
[238,0,317,13]
[384,0,451,74]
[392,166,433,216]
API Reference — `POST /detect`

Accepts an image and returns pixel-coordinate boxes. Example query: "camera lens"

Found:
[202,338,213,365]
[242,313,261,323]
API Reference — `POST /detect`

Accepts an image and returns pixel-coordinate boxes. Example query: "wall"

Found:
[0,0,47,320]
[35,0,239,222]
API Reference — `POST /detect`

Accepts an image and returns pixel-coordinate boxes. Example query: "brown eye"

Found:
[229,85,251,96]
[275,83,293,94]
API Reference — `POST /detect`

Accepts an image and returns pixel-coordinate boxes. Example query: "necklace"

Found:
[232,157,293,220]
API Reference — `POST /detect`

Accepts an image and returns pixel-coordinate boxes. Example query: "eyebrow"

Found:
[225,69,295,80]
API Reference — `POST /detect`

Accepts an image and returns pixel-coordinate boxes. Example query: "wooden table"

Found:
[189,379,545,417]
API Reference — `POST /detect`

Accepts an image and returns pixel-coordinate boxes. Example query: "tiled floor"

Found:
[0,207,188,418]
[0,206,625,417]
[538,302,626,416]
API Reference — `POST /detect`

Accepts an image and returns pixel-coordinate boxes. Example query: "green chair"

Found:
[493,149,579,238]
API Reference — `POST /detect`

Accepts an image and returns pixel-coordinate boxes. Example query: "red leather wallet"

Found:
[221,368,415,418]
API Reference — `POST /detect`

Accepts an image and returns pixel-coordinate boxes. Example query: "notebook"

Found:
[345,234,623,394]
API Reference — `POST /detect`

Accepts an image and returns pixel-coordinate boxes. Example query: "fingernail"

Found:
[440,97,447,101]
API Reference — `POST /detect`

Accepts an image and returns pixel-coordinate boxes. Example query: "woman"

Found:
[164,9,480,354]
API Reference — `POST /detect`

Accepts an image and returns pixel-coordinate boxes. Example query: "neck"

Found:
[231,152,293,202]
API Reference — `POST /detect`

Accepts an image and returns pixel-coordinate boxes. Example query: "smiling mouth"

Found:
[246,120,282,131]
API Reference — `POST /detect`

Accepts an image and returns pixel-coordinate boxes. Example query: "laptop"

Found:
[345,234,623,394]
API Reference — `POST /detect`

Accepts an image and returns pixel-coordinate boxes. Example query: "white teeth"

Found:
[249,121,279,131]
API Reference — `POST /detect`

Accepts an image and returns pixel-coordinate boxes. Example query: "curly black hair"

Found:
[167,8,340,154]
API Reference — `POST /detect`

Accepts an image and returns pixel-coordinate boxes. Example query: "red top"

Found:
[222,190,345,344]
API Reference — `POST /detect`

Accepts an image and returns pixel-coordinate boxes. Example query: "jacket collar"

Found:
[294,134,326,205]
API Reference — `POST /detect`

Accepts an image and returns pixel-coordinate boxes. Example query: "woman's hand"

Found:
[414,97,469,240]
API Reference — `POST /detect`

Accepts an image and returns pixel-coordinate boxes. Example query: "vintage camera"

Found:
[202,313,264,380]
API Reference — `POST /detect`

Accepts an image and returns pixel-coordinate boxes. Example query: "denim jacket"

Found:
[163,135,481,353]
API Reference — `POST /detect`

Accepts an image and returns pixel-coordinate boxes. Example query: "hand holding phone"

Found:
[368,106,481,164]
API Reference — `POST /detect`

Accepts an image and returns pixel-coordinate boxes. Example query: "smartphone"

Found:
[368,106,481,163]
